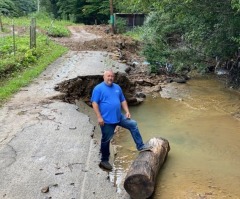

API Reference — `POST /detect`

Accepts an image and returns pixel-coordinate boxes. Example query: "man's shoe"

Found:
[99,161,113,171]
[139,145,153,152]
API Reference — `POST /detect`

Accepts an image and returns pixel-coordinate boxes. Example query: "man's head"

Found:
[103,70,114,85]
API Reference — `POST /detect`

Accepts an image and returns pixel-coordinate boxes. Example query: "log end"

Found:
[124,174,154,199]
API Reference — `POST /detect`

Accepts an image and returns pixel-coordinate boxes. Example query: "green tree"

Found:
[0,0,18,16]
[81,0,109,24]
[12,0,37,15]
[56,0,77,20]
[40,0,58,18]
[0,0,37,16]
[140,0,240,75]
[115,0,155,13]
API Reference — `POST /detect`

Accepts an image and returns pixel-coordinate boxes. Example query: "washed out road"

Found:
[0,26,131,199]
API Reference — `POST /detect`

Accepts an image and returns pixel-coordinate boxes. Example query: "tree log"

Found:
[124,137,170,199]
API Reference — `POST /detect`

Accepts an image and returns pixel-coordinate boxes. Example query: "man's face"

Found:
[103,71,114,85]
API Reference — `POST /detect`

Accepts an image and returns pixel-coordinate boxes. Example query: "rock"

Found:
[136,92,146,98]
[172,78,186,83]
[135,79,155,86]
[126,97,139,105]
[165,78,173,83]
[132,61,139,67]
[41,186,49,193]
[151,84,162,92]
[125,67,131,73]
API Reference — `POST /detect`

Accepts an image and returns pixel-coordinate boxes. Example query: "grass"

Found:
[0,40,67,105]
[0,13,70,106]
[3,12,74,34]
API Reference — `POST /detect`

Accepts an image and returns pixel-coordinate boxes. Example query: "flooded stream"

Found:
[111,76,240,199]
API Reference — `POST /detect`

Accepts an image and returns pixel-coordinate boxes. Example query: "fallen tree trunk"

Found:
[124,137,170,199]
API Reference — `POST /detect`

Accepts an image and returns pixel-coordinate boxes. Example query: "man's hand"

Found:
[97,116,104,126]
[122,100,131,119]
[92,102,104,126]
[125,112,131,119]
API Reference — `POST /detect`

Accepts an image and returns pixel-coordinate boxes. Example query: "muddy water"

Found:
[111,76,240,199]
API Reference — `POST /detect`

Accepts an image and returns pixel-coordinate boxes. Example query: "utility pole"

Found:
[109,0,114,34]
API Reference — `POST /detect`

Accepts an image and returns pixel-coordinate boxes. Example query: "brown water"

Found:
[111,76,240,199]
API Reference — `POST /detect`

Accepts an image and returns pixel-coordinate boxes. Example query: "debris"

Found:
[69,127,77,130]
[41,186,49,193]
[55,172,64,175]
[50,184,58,187]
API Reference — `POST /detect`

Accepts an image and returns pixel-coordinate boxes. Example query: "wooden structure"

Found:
[114,13,145,30]
[124,137,170,199]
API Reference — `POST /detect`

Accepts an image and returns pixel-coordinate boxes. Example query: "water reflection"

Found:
[113,76,240,198]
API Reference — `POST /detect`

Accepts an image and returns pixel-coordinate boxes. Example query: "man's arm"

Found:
[92,102,104,126]
[121,100,131,119]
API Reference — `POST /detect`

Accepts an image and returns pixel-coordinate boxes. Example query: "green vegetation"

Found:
[115,17,127,34]
[0,14,69,105]
[118,0,240,88]
[124,27,144,41]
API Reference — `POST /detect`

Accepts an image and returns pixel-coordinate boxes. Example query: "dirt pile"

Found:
[53,25,142,62]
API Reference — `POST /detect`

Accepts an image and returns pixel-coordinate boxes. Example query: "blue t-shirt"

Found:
[91,82,126,124]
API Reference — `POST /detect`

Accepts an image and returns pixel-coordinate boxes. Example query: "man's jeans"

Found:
[100,114,145,161]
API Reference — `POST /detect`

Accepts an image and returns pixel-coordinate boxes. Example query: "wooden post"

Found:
[12,20,16,57]
[0,15,3,32]
[30,18,36,49]
[124,137,170,199]
[109,0,114,34]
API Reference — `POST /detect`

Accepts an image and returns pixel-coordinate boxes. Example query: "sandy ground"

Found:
[0,26,132,199]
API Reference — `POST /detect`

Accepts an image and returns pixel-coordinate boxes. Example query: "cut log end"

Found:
[124,174,154,199]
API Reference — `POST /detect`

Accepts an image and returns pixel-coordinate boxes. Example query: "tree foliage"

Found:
[137,0,240,86]
[39,0,109,24]
[0,0,18,16]
[0,0,109,24]
[0,0,36,16]
[115,0,155,13]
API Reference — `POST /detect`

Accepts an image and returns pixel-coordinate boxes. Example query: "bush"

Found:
[115,17,127,34]
[47,25,70,37]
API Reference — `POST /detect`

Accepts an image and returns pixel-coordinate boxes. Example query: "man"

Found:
[91,70,152,171]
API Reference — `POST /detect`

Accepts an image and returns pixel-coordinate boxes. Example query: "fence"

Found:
[0,17,37,57]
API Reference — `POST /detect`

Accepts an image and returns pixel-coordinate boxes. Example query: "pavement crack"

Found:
[36,112,61,124]
[67,162,84,172]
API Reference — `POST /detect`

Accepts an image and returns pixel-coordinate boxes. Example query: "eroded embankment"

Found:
[53,72,148,106]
